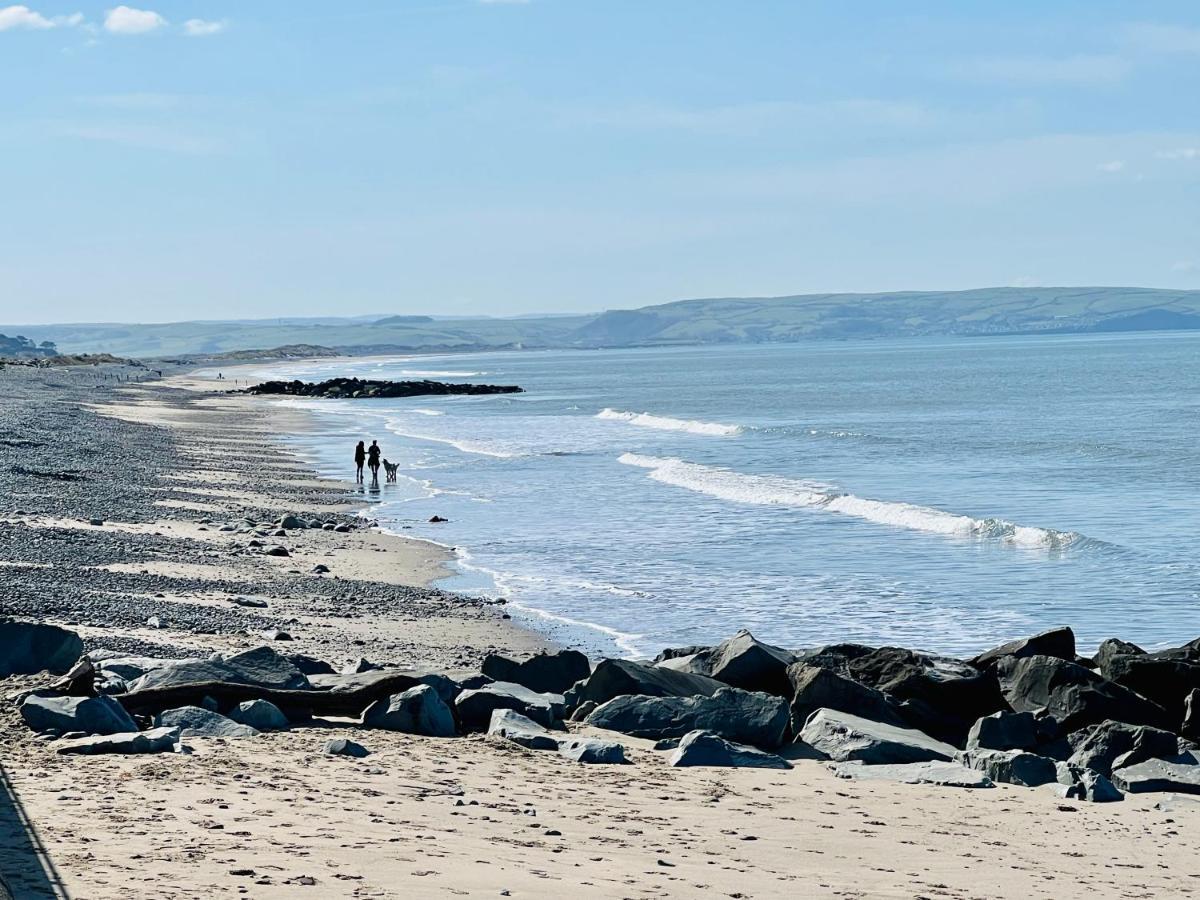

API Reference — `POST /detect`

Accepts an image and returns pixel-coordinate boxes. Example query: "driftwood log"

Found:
[115,671,423,719]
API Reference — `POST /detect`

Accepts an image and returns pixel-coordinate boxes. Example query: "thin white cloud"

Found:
[478,0,531,4]
[57,123,221,154]
[103,5,165,34]
[1124,22,1200,55]
[1171,260,1198,272]
[1096,160,1126,173]
[183,17,225,37]
[949,54,1130,86]
[0,5,80,30]
[1157,147,1199,160]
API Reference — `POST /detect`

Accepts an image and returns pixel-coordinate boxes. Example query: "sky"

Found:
[1,1,1199,324]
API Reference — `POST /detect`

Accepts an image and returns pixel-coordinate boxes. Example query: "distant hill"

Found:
[6,287,1200,358]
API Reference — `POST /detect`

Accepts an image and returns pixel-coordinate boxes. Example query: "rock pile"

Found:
[10,621,1200,802]
[239,378,524,399]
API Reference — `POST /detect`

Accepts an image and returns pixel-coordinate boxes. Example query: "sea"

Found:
[233,331,1200,660]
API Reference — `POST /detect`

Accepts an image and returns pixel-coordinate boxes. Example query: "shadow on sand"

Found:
[0,763,68,899]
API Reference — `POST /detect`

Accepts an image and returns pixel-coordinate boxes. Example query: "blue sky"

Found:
[2,1,1199,323]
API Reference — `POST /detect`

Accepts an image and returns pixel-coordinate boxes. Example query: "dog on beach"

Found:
[382,459,399,482]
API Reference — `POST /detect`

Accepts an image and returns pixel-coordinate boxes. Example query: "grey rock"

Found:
[325,738,370,758]
[481,649,591,694]
[258,629,293,641]
[157,706,261,739]
[965,710,1040,752]
[1098,652,1200,722]
[363,685,457,737]
[653,737,681,751]
[286,654,336,676]
[146,615,163,629]
[702,630,797,697]
[834,760,993,788]
[264,545,290,557]
[971,627,1076,671]
[996,654,1171,736]
[667,730,792,769]
[97,655,199,682]
[229,595,268,608]
[1066,720,1179,777]
[0,621,84,677]
[654,653,711,676]
[56,726,180,756]
[20,693,137,736]
[229,699,289,732]
[558,736,627,764]
[836,646,1001,745]
[487,709,561,750]
[569,700,597,722]
[345,657,383,674]
[128,646,311,693]
[1112,758,1200,795]
[787,663,906,734]
[1093,638,1145,672]
[577,658,725,706]
[1051,762,1124,802]
[1184,689,1200,740]
[279,515,304,529]
[585,687,789,749]
[800,708,956,764]
[456,681,564,731]
[959,748,1058,786]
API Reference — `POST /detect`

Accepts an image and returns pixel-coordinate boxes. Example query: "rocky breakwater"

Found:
[239,377,524,399]
[11,619,1200,805]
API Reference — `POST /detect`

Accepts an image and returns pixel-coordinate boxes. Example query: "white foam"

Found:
[409,408,445,417]
[597,408,742,437]
[618,453,1081,550]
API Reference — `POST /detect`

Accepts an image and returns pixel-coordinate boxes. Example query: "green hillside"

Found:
[6,287,1200,358]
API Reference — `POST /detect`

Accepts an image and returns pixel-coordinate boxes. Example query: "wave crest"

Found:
[618,453,1083,550]
[597,408,742,437]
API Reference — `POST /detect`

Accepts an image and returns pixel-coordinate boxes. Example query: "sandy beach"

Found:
[3,365,1200,899]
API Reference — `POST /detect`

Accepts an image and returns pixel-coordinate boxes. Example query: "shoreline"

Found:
[3,363,1200,898]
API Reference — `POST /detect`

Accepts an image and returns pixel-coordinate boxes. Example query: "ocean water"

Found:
[242,332,1200,659]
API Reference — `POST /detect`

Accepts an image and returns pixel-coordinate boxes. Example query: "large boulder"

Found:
[970,627,1076,671]
[362,685,456,737]
[228,699,290,732]
[56,726,180,756]
[480,650,591,695]
[585,687,789,749]
[20,694,137,736]
[0,621,83,677]
[157,706,261,738]
[958,748,1057,786]
[455,681,564,731]
[700,630,797,697]
[834,761,993,789]
[965,710,1040,752]
[1097,653,1200,722]
[667,730,792,769]
[787,663,906,734]
[1066,720,1180,777]
[96,656,200,682]
[842,647,1002,744]
[129,646,311,692]
[576,659,725,706]
[799,708,956,764]
[996,655,1171,736]
[1093,638,1144,672]
[1112,758,1200,795]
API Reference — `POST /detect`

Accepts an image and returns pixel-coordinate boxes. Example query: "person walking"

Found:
[354,440,366,483]
[367,440,382,482]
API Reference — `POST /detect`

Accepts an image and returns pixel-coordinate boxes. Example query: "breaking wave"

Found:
[618,453,1085,550]
[597,408,742,437]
